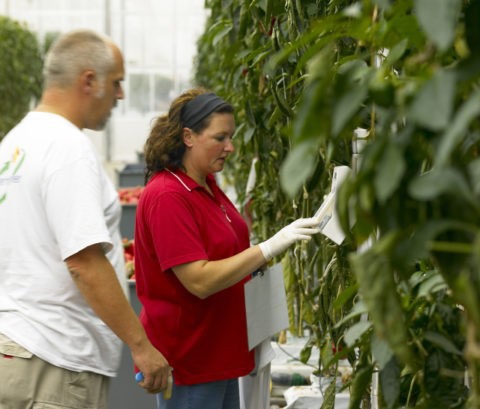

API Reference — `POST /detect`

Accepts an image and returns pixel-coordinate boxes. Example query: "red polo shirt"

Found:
[134,170,255,385]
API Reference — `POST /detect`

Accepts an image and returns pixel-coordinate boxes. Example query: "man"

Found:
[0,29,170,408]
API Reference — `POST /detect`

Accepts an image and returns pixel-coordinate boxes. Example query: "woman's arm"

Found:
[172,245,266,299]
[173,216,321,299]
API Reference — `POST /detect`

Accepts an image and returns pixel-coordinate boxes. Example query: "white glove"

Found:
[258,217,320,261]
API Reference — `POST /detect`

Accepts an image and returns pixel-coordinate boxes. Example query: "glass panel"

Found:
[128,73,150,114]
[153,74,174,113]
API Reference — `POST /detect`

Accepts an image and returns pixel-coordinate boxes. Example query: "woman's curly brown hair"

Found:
[144,88,233,183]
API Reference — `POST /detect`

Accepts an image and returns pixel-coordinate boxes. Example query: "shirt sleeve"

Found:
[43,155,112,260]
[145,192,208,271]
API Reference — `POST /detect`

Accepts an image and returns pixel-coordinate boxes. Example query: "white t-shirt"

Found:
[0,112,127,376]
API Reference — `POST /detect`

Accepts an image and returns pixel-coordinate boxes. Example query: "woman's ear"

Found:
[182,127,194,148]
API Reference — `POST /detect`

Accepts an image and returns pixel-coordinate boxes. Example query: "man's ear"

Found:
[182,127,194,147]
[81,70,96,95]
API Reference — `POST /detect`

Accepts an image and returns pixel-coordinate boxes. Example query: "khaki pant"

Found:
[0,333,109,409]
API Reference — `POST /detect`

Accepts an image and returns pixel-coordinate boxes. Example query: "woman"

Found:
[134,88,320,409]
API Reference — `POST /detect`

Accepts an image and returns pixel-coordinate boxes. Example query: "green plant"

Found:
[0,16,43,141]
[195,0,355,347]
[194,0,480,407]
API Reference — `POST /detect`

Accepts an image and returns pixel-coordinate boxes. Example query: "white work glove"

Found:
[258,217,320,261]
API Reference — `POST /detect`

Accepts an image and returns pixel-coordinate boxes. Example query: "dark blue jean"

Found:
[156,377,240,409]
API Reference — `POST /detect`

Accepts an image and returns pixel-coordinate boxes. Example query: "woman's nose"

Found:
[225,139,235,152]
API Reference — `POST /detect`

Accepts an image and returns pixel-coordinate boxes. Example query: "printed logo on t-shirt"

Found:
[0,147,25,205]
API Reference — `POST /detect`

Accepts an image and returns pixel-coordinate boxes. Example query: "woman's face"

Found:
[183,112,235,176]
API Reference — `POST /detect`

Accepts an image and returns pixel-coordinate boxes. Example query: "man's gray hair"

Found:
[43,29,115,89]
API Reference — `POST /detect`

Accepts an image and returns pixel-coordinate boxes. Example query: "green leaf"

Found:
[468,158,480,196]
[424,349,468,405]
[280,140,317,197]
[244,45,271,66]
[320,340,334,372]
[379,357,400,409]
[265,0,285,20]
[333,283,359,310]
[374,142,406,204]
[382,38,408,69]
[350,234,418,368]
[372,335,394,370]
[395,220,475,264]
[335,300,368,327]
[349,360,374,408]
[464,0,480,54]
[414,0,461,52]
[292,44,335,142]
[332,60,370,136]
[417,273,447,297]
[320,375,337,409]
[408,167,478,210]
[436,89,480,167]
[241,125,255,144]
[300,344,312,364]
[373,0,393,11]
[207,20,233,46]
[408,69,456,131]
[384,7,425,49]
[449,273,480,340]
[424,331,463,355]
[344,320,372,347]
[332,83,368,136]
[293,77,327,142]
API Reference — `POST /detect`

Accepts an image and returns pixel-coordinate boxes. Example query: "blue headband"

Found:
[181,93,229,128]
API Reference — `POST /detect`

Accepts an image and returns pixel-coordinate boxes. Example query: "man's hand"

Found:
[66,244,172,394]
[131,343,171,394]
